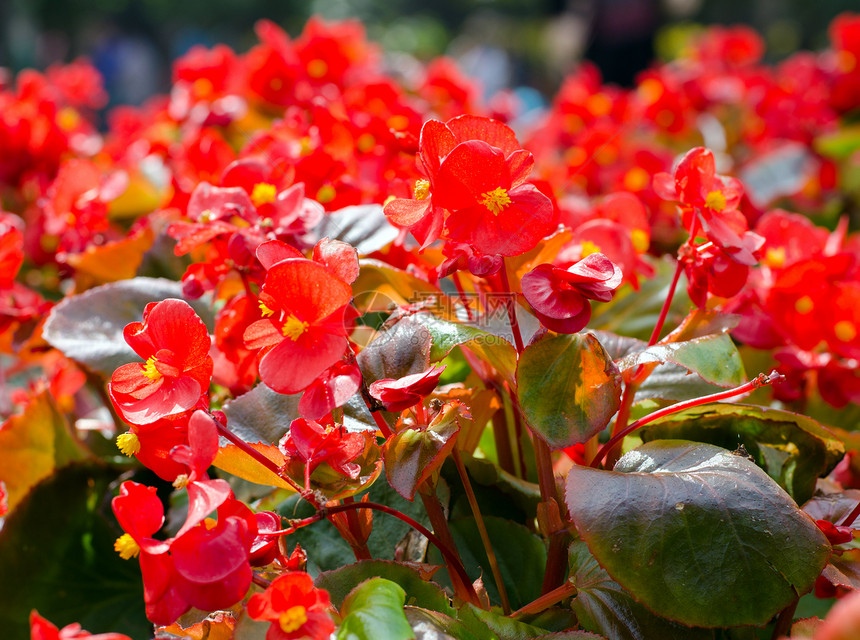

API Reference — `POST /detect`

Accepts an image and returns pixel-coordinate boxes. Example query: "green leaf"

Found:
[0,464,148,640]
[565,441,831,628]
[352,260,440,314]
[43,277,214,377]
[384,403,460,500]
[458,604,548,640]
[317,561,454,616]
[568,541,718,640]
[427,517,546,611]
[815,125,860,160]
[588,257,691,342]
[411,313,518,384]
[337,578,415,640]
[639,404,844,504]
[0,390,88,513]
[616,334,746,389]
[404,607,488,640]
[517,332,622,449]
[461,455,541,520]
[222,383,300,444]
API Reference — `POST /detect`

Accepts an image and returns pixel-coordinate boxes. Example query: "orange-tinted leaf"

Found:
[212,443,295,491]
[67,227,155,290]
[0,390,88,512]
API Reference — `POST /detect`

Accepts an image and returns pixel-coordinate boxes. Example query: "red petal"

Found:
[112,481,165,540]
[445,114,521,154]
[433,141,509,211]
[258,330,347,394]
[179,479,232,537]
[256,239,304,270]
[313,238,359,284]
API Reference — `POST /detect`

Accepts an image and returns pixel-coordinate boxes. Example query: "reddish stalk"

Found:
[215,422,304,494]
[509,580,577,618]
[590,371,784,469]
[840,500,860,527]
[647,257,685,346]
[498,261,525,353]
[323,501,480,606]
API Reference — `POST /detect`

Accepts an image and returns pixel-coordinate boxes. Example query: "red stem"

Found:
[453,272,475,321]
[589,371,784,469]
[840,500,860,527]
[499,261,525,353]
[647,256,684,347]
[215,422,304,494]
[510,579,577,617]
[322,501,480,605]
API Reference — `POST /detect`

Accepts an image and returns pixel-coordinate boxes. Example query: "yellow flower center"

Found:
[835,321,857,343]
[259,301,275,317]
[316,184,336,204]
[173,474,189,489]
[480,187,512,216]
[580,240,602,257]
[795,296,814,314]
[143,357,162,382]
[282,315,309,340]
[413,179,431,201]
[764,247,786,269]
[307,59,328,79]
[203,517,218,530]
[116,432,141,457]
[705,190,727,212]
[631,228,650,253]
[251,183,278,207]
[279,606,308,634]
[114,533,140,560]
[623,167,650,192]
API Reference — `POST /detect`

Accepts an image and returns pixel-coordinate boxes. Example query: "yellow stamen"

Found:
[480,187,512,216]
[795,296,814,314]
[580,240,602,257]
[623,167,650,191]
[203,517,218,530]
[357,133,375,153]
[764,247,786,269]
[173,474,189,490]
[259,301,274,317]
[307,59,328,79]
[251,183,278,208]
[705,190,727,212]
[316,185,336,204]
[282,315,309,340]
[143,357,162,382]
[413,179,430,201]
[279,606,308,634]
[116,432,141,457]
[835,321,857,343]
[631,228,649,253]
[114,533,140,560]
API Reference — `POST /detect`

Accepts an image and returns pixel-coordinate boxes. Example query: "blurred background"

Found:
[1,0,857,109]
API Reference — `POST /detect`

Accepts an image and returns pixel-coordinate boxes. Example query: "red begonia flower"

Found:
[368,364,446,412]
[522,253,623,334]
[112,481,255,626]
[298,361,362,420]
[244,259,353,394]
[433,140,555,256]
[279,418,366,486]
[247,572,334,640]
[29,610,131,640]
[109,299,213,425]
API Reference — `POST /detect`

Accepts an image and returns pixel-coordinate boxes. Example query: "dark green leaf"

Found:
[640,404,844,504]
[43,277,214,377]
[569,541,717,640]
[357,317,432,385]
[565,441,831,627]
[428,517,546,611]
[0,464,149,640]
[337,578,414,640]
[222,383,299,444]
[404,606,487,640]
[517,332,622,449]
[458,604,548,640]
[616,334,746,389]
[317,562,454,616]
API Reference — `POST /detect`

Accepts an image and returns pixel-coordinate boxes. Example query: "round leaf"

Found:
[517,333,622,449]
[337,577,414,640]
[565,441,830,627]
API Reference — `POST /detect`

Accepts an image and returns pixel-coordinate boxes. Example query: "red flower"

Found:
[247,572,334,640]
[110,299,213,425]
[279,418,367,488]
[30,610,131,640]
[298,361,362,420]
[243,259,353,394]
[112,481,256,626]
[522,253,623,333]
[369,364,446,412]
